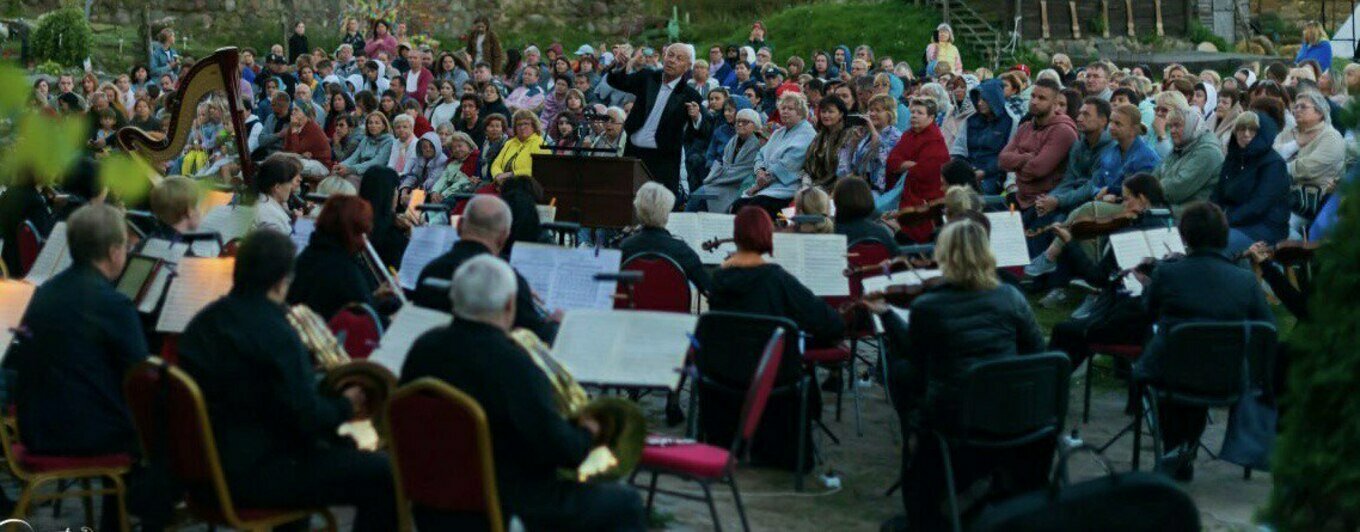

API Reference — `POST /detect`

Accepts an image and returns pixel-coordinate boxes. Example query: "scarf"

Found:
[803,124,851,189]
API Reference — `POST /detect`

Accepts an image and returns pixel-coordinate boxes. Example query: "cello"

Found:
[116,47,256,184]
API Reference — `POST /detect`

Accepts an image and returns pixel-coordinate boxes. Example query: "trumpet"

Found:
[510,328,645,482]
[286,304,396,450]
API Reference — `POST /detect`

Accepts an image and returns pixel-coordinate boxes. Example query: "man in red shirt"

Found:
[998,78,1078,210]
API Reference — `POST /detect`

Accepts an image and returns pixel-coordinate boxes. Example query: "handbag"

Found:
[1219,323,1276,471]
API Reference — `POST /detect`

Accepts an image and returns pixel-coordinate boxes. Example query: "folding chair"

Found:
[0,410,132,531]
[1081,343,1143,423]
[385,378,504,532]
[633,329,787,531]
[616,252,692,313]
[328,303,385,360]
[123,358,336,531]
[16,221,44,277]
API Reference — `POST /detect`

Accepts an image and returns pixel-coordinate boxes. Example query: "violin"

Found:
[842,255,937,279]
[1235,240,1320,265]
[1025,211,1138,240]
[700,237,735,252]
[882,198,946,228]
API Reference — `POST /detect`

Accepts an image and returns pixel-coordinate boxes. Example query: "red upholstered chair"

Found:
[634,329,787,531]
[219,239,241,258]
[328,303,385,360]
[616,252,692,313]
[0,409,132,531]
[1082,343,1144,423]
[123,358,336,531]
[16,221,44,277]
[385,378,504,532]
[158,335,180,366]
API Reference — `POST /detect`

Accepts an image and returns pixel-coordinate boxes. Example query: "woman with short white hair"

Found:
[730,92,816,218]
[690,107,763,213]
[619,182,712,292]
[1274,90,1345,237]
[386,113,419,174]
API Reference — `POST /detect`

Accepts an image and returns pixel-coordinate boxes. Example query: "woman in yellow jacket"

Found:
[490,108,547,181]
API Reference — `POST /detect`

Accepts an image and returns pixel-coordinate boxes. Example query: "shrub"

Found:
[1187,20,1229,53]
[31,7,91,68]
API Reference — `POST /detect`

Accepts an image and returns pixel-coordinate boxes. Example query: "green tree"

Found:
[1262,175,1360,530]
[31,6,92,68]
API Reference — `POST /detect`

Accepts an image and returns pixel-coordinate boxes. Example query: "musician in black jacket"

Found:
[618,182,711,294]
[0,169,54,275]
[412,194,558,340]
[178,230,396,531]
[604,43,704,196]
[401,255,645,531]
[287,195,390,320]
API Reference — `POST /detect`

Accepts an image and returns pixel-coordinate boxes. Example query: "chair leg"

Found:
[878,335,893,408]
[686,378,700,440]
[1132,392,1143,472]
[700,481,722,532]
[851,357,863,437]
[834,363,844,422]
[728,477,750,532]
[110,474,130,532]
[644,470,659,512]
[1146,393,1164,469]
[12,481,36,520]
[1082,356,1094,423]
[936,434,962,532]
[81,478,95,529]
[795,378,810,492]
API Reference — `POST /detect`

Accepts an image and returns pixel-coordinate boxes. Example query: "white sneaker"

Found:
[1039,288,1068,308]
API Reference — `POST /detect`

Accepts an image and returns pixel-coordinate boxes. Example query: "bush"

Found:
[1187,20,1229,53]
[1261,174,1360,529]
[31,7,91,68]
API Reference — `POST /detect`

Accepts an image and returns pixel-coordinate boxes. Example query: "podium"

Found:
[533,154,653,228]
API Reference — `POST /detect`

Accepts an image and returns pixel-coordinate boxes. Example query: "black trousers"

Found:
[1155,401,1208,453]
[230,447,396,532]
[624,143,682,197]
[729,194,790,220]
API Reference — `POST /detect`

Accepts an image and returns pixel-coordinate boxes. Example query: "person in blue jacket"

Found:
[1214,111,1291,254]
[948,79,1011,194]
[1295,22,1333,73]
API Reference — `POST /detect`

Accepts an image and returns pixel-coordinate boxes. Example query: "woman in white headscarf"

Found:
[1193,82,1218,134]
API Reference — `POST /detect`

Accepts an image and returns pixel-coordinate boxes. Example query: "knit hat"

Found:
[735,108,763,128]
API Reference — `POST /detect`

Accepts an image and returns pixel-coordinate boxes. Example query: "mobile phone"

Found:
[846,114,870,128]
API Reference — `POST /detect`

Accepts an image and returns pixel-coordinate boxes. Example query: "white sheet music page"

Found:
[665,212,735,265]
[859,269,943,294]
[551,309,697,389]
[536,204,557,223]
[510,243,622,312]
[23,222,71,286]
[399,225,460,291]
[1143,227,1186,258]
[369,305,452,376]
[291,217,317,257]
[1107,231,1157,296]
[136,238,189,314]
[155,257,235,333]
[771,233,849,296]
[985,211,1032,267]
[0,280,37,363]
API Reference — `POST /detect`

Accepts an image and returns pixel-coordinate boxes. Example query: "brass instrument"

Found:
[509,328,645,482]
[287,304,396,450]
[117,47,257,183]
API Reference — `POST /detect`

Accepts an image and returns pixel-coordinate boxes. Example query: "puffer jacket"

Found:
[1214,114,1290,243]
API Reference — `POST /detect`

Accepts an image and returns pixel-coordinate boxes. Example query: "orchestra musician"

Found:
[703,206,844,471]
[412,195,559,341]
[400,255,645,531]
[618,182,712,293]
[831,177,898,254]
[146,176,203,242]
[9,204,175,529]
[177,230,396,531]
[858,219,1048,531]
[357,166,411,267]
[287,195,395,320]
[0,166,55,275]
[253,153,303,234]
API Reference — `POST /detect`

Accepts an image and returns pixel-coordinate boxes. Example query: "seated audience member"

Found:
[862,219,1047,530]
[619,182,712,293]
[802,94,853,191]
[11,204,173,529]
[413,195,558,341]
[832,177,899,254]
[731,92,817,218]
[147,175,202,241]
[1213,111,1290,255]
[178,230,396,530]
[400,132,449,190]
[253,153,302,234]
[386,113,420,174]
[689,107,762,213]
[840,94,903,198]
[400,255,645,531]
[287,195,392,320]
[703,206,844,471]
[949,79,1011,194]
[1154,102,1224,217]
[491,109,547,181]
[1275,90,1344,238]
[1030,97,1114,239]
[998,78,1078,211]
[884,96,950,243]
[1059,103,1160,228]
[282,100,332,180]
[334,111,396,182]
[1135,202,1273,480]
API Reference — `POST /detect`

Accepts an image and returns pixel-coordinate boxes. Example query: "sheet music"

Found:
[1143,226,1186,258]
[510,243,621,312]
[140,238,190,264]
[985,211,1032,267]
[1108,229,1172,296]
[398,225,459,291]
[291,217,317,257]
[665,212,735,265]
[198,190,235,215]
[370,305,452,375]
[0,280,36,363]
[23,223,71,286]
[550,310,697,389]
[770,233,850,296]
[859,269,943,294]
[155,257,235,333]
[536,204,557,223]
[138,267,173,314]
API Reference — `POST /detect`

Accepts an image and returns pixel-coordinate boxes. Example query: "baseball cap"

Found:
[574,44,596,56]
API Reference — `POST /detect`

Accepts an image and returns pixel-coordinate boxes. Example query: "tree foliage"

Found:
[31,6,92,68]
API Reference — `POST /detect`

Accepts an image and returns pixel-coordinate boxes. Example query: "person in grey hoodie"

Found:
[688,107,764,213]
[334,111,396,185]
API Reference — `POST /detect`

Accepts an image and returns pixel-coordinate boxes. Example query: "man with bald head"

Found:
[412,195,558,340]
[604,42,704,197]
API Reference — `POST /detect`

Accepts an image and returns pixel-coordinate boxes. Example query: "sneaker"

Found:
[1071,294,1101,319]
[1025,252,1059,277]
[1038,288,1068,308]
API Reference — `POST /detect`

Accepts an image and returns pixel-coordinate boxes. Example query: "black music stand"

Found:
[533,154,653,230]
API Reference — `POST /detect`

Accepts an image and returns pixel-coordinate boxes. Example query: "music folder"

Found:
[550,309,698,390]
[0,280,37,364]
[369,305,453,376]
[770,233,850,296]
[23,222,71,286]
[509,243,622,313]
[1108,227,1186,296]
[115,254,164,305]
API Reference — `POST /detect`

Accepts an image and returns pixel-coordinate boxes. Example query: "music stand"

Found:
[533,154,653,231]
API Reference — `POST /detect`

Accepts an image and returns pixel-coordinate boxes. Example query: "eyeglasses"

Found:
[735,119,754,125]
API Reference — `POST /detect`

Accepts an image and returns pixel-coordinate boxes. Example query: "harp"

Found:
[116,47,257,184]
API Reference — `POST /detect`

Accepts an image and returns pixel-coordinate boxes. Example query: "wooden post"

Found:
[1102,0,1111,38]
[1154,0,1164,36]
[1071,1,1081,38]
[1041,0,1051,39]
[1126,0,1136,36]
[943,0,951,24]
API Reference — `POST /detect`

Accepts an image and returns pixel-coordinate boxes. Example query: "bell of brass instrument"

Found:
[287,304,396,449]
[509,328,646,481]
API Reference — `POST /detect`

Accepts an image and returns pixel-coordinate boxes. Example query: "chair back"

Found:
[385,378,503,532]
[17,221,43,277]
[1159,321,1277,402]
[219,239,241,257]
[328,303,385,360]
[123,358,242,522]
[947,352,1070,447]
[846,239,893,300]
[736,329,787,444]
[693,311,803,391]
[616,253,691,313]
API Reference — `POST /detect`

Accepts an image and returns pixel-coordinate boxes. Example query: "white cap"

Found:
[736,108,763,128]
[574,44,596,56]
